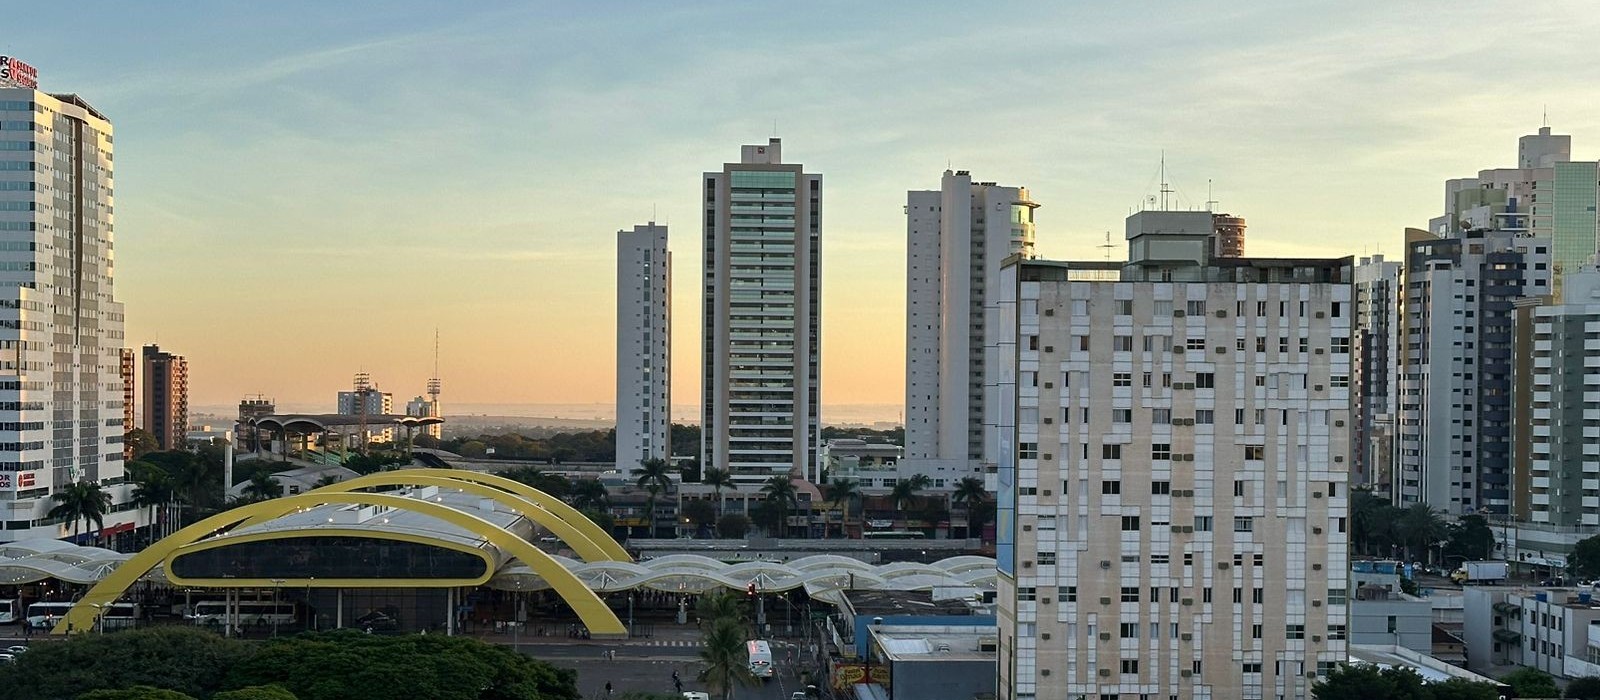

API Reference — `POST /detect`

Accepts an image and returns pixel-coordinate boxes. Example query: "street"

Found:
[515,639,812,700]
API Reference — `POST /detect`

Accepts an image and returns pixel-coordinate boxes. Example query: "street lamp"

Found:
[87,603,105,635]
[270,579,285,637]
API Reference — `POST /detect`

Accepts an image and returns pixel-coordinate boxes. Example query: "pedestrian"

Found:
[604,681,612,697]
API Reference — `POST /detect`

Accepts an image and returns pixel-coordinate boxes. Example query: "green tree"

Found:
[77,688,198,700]
[0,627,251,700]
[1566,676,1600,699]
[1443,515,1496,563]
[759,475,798,539]
[457,440,488,458]
[49,481,112,544]
[1350,487,1395,556]
[698,617,758,700]
[311,474,343,489]
[239,473,284,502]
[1570,534,1600,580]
[1400,502,1448,565]
[890,474,932,514]
[579,508,615,534]
[122,428,160,459]
[823,476,859,539]
[1429,677,1506,700]
[702,468,734,517]
[634,458,674,538]
[695,590,748,633]
[1311,664,1430,700]
[568,478,609,512]
[717,513,751,539]
[212,686,299,700]
[1501,667,1560,699]
[951,477,988,539]
[128,461,176,540]
[222,630,579,700]
[497,467,571,498]
[682,498,718,534]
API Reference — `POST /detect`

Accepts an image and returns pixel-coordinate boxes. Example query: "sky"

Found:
[9,1,1600,423]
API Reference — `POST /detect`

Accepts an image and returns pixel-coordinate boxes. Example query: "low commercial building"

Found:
[1350,585,1432,654]
[1463,585,1600,678]
[823,439,904,492]
[866,624,998,700]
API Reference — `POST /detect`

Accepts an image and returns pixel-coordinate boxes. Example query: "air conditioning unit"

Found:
[1313,600,1323,607]
[1216,347,1226,354]
[1044,346,1054,353]
[1312,526,1323,535]
[1181,670,1192,678]
[1218,562,1230,570]
[1216,310,1227,318]
[1315,348,1325,354]
[1043,453,1053,461]
[1044,417,1053,424]
[1181,633,1192,641]
[1099,597,1112,605]
[1174,310,1186,317]
[1044,308,1054,316]
[1023,561,1033,569]
[1182,598,1193,606]
[1100,669,1112,677]
[1099,632,1111,641]
[1312,563,1323,571]
[1044,382,1053,389]
[1042,598,1052,605]
[1042,489,1052,496]
[1313,491,1324,499]
[1023,525,1032,532]
[1041,632,1051,640]
[1171,524,1183,532]
[1041,669,1051,677]
[1100,560,1111,570]
[1314,384,1324,391]
[1334,456,1345,463]
[1334,420,1345,427]
[1315,311,1326,318]
[1181,526,1194,533]
[1312,635,1322,642]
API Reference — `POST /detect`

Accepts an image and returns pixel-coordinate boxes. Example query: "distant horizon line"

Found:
[185,401,905,426]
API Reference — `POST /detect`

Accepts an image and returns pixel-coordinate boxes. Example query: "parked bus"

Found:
[746,639,774,679]
[188,600,296,627]
[0,599,19,624]
[26,602,139,630]
[862,530,925,540]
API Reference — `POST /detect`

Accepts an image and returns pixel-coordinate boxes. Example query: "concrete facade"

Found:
[141,344,188,452]
[904,171,1037,486]
[1515,268,1600,526]
[701,139,821,484]
[1353,255,1402,492]
[995,211,1351,700]
[0,87,137,543]
[616,222,671,470]
[1463,585,1600,678]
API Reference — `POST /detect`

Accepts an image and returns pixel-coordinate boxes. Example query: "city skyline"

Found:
[9,2,1600,420]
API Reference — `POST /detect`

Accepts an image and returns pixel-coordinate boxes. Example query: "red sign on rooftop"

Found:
[0,56,39,89]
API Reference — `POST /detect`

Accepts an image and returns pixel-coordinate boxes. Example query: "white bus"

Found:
[26,601,140,630]
[188,600,296,627]
[746,639,774,678]
[0,599,19,624]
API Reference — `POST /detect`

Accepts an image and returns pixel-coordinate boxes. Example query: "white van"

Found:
[746,639,774,678]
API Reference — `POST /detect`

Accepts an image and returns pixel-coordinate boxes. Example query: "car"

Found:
[791,693,809,700]
[681,693,710,700]
[0,653,14,664]
[4,645,25,654]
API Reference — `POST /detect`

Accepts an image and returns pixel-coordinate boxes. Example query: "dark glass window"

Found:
[169,536,487,580]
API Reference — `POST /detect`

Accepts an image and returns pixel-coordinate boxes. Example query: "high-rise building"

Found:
[617,222,671,470]
[338,376,393,444]
[1433,126,1598,288]
[237,395,275,453]
[404,395,441,435]
[1212,213,1247,258]
[0,64,137,542]
[141,344,189,451]
[1352,254,1402,491]
[995,210,1350,700]
[1513,267,1600,526]
[1397,224,1551,514]
[119,348,136,457]
[904,171,1037,485]
[701,139,821,484]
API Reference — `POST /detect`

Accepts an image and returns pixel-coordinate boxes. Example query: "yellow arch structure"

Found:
[236,473,624,563]
[380,469,632,562]
[52,491,627,639]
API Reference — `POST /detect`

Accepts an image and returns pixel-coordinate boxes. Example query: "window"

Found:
[1195,372,1215,388]
[1279,336,1289,352]
[1102,444,1122,460]
[1120,659,1140,674]
[1194,516,1212,531]
[1019,443,1038,459]
[1186,300,1206,315]
[1202,588,1212,604]
[1038,552,1056,565]
[1152,480,1170,495]
[1287,624,1304,640]
[1114,335,1133,351]
[1022,370,1037,387]
[1120,622,1139,638]
[1253,588,1263,604]
[1332,336,1350,354]
[1059,586,1077,602]
[1142,372,1152,388]
[1235,408,1246,424]
[1152,443,1171,460]
[1121,587,1140,602]
[1028,335,1039,350]
[1299,337,1309,353]
[1154,300,1172,316]
[1102,480,1121,495]
[1254,409,1265,425]
[1195,409,1214,424]
[1152,408,1171,424]
[1234,517,1254,532]
[1122,516,1141,531]
[1018,587,1036,602]
[1331,375,1350,388]
[1186,337,1205,351]
[1113,372,1132,387]
[1257,300,1268,315]
[1255,337,1267,353]
[1386,616,1397,633]
[1234,480,1246,497]
[1112,409,1132,423]
[1251,624,1262,639]
[1115,299,1133,315]
[1243,663,1262,674]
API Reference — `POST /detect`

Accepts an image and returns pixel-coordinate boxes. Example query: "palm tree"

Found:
[1400,502,1447,566]
[240,473,284,502]
[699,616,758,700]
[823,477,860,539]
[128,462,175,540]
[312,474,344,489]
[890,473,931,512]
[695,590,748,632]
[634,458,674,538]
[569,478,609,512]
[49,481,111,545]
[951,477,988,539]
[759,475,798,539]
[702,467,735,517]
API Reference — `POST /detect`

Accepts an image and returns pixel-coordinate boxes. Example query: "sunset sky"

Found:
[11,2,1600,422]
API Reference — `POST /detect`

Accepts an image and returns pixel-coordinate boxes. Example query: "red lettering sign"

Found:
[0,56,39,89]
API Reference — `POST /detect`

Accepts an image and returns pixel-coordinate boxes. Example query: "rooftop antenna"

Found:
[1098,231,1115,261]
[1205,179,1218,213]
[1159,151,1174,211]
[427,329,441,402]
[354,371,373,456]
[1543,105,1549,128]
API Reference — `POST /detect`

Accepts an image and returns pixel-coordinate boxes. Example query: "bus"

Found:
[0,599,19,624]
[26,602,140,630]
[746,640,774,679]
[863,530,925,540]
[188,600,296,627]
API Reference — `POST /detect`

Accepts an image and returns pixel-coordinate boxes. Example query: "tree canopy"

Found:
[1499,667,1559,699]
[1312,664,1503,700]
[1571,534,1600,580]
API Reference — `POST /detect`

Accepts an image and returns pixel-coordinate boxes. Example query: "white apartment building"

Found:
[701,139,821,484]
[1398,225,1551,514]
[904,171,1037,486]
[1352,255,1402,492]
[0,70,138,542]
[1516,267,1600,526]
[1463,586,1600,678]
[616,222,671,469]
[996,211,1350,700]
[336,387,393,444]
[404,395,441,439]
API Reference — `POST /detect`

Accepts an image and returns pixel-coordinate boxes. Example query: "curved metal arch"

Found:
[52,492,627,638]
[161,527,500,589]
[378,468,631,562]
[234,473,620,563]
